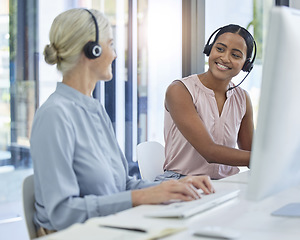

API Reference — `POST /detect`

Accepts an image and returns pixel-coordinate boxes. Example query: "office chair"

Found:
[136,141,165,181]
[22,174,37,240]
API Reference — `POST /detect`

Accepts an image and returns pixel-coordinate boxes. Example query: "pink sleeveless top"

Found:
[164,74,246,179]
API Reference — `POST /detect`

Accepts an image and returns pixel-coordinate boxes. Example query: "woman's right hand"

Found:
[131,176,214,206]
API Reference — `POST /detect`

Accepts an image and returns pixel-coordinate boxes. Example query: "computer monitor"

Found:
[247,6,300,202]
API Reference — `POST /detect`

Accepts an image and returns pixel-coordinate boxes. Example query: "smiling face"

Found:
[208,32,248,82]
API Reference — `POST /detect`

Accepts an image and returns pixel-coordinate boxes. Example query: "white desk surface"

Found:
[37,176,300,240]
[219,169,250,184]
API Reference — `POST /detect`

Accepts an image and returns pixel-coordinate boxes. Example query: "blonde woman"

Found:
[30,8,214,234]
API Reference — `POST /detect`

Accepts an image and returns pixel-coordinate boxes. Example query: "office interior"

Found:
[0,0,300,239]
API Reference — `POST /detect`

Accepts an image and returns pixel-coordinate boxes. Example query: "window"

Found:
[0,1,10,169]
[0,0,37,171]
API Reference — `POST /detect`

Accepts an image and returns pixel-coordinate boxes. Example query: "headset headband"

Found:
[83,9,102,59]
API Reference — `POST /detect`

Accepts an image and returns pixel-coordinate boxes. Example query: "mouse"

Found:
[193,226,240,239]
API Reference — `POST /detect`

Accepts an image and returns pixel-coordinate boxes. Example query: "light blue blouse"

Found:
[30,82,157,231]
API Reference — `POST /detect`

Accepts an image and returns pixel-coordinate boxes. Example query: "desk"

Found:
[37,175,300,240]
[219,169,250,184]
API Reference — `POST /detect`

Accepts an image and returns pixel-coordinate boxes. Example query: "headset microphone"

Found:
[227,71,250,92]
[83,9,102,59]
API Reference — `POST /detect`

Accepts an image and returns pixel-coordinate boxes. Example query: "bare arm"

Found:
[165,81,250,166]
[237,90,254,151]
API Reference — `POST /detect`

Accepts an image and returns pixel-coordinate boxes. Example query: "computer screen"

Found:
[247,6,300,201]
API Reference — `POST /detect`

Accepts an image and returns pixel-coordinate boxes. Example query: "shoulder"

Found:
[167,79,185,91]
[238,88,252,105]
[166,79,185,95]
[34,93,75,128]
[166,79,192,102]
[165,79,198,113]
[166,75,199,96]
[242,89,251,101]
[242,89,253,111]
[232,87,253,116]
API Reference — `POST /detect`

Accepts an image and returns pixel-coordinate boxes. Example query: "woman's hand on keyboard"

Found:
[178,175,215,195]
[131,176,214,206]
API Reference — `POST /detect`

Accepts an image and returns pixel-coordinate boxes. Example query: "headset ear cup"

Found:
[203,44,212,56]
[242,59,253,72]
[84,41,102,59]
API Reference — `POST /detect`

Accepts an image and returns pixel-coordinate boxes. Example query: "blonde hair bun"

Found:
[44,44,59,65]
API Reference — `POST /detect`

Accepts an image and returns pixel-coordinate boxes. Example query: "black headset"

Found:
[83,9,102,59]
[203,25,257,73]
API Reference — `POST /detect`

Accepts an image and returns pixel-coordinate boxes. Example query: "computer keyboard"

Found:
[145,189,240,218]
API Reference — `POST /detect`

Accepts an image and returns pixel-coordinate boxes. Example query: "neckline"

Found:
[193,74,235,98]
[56,82,100,113]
